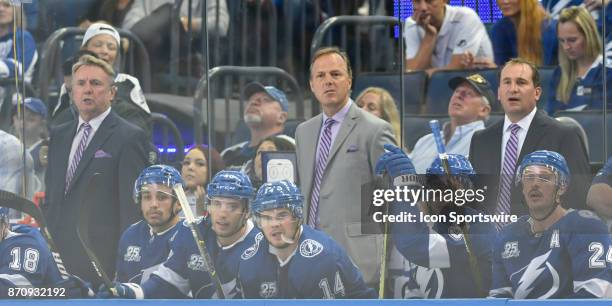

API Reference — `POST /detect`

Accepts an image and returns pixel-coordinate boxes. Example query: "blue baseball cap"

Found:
[19,98,48,118]
[243,82,289,112]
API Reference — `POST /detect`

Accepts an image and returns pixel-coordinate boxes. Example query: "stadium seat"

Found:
[555,116,589,157]
[402,114,449,150]
[538,66,555,108]
[425,68,500,114]
[352,71,428,114]
[554,111,612,164]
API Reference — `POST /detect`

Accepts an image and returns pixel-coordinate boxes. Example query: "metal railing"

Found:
[37,27,151,102]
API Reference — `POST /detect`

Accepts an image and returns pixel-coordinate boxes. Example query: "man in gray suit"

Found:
[295,47,396,286]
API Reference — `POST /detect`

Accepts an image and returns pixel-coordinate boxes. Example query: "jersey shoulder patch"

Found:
[241,232,264,260]
[299,239,324,258]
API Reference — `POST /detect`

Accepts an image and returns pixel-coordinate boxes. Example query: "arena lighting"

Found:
[156,146,193,154]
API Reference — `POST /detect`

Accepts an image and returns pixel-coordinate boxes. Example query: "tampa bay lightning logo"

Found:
[241,232,264,260]
[414,266,444,298]
[512,250,560,299]
[299,239,324,258]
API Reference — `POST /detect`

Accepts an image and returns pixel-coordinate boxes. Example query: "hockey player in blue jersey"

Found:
[490,150,612,298]
[113,165,184,285]
[375,144,494,298]
[98,170,260,299]
[239,180,376,299]
[0,207,63,297]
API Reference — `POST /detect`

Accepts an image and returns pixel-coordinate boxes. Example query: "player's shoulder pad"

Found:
[564,209,609,234]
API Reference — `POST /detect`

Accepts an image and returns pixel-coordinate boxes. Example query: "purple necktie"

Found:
[65,122,92,195]
[308,118,336,228]
[496,123,521,230]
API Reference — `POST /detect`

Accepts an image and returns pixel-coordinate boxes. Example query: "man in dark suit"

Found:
[43,55,151,286]
[295,47,396,286]
[469,58,590,222]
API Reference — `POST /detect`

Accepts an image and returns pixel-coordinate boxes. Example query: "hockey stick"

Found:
[429,120,486,297]
[173,184,225,299]
[0,190,70,279]
[76,173,117,297]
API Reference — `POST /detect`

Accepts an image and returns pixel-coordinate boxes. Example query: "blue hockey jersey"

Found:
[237,225,376,299]
[546,55,612,115]
[115,220,180,284]
[0,225,63,297]
[390,203,494,298]
[0,29,38,83]
[140,218,260,298]
[490,210,611,298]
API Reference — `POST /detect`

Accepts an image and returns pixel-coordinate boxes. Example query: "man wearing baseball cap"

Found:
[221,82,294,167]
[12,98,49,184]
[409,73,493,173]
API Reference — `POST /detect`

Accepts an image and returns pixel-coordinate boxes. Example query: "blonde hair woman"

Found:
[546,6,611,114]
[355,87,402,145]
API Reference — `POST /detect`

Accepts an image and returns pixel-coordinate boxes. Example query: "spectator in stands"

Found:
[0,128,35,198]
[468,58,590,223]
[355,87,401,145]
[0,0,37,83]
[587,156,612,227]
[221,82,293,168]
[80,0,133,29]
[403,0,495,74]
[542,0,611,39]
[411,73,493,173]
[492,0,558,66]
[12,97,48,192]
[546,6,612,115]
[119,0,228,78]
[51,24,152,135]
[180,144,224,216]
[243,135,296,189]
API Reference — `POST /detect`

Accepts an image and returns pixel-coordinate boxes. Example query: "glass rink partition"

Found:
[1,0,610,302]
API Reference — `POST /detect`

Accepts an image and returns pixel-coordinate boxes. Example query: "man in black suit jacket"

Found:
[469,58,590,217]
[43,55,151,286]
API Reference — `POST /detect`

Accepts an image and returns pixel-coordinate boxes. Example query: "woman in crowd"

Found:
[51,23,152,135]
[0,0,37,83]
[243,135,296,189]
[355,87,402,146]
[181,145,224,216]
[491,0,558,66]
[546,6,612,115]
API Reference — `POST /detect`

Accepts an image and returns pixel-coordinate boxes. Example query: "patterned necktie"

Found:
[65,122,92,195]
[496,123,521,230]
[308,118,336,228]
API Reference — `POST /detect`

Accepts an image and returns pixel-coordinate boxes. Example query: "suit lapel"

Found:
[326,104,358,164]
[518,111,548,163]
[67,112,118,193]
[301,115,322,198]
[57,122,78,196]
[489,121,504,175]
